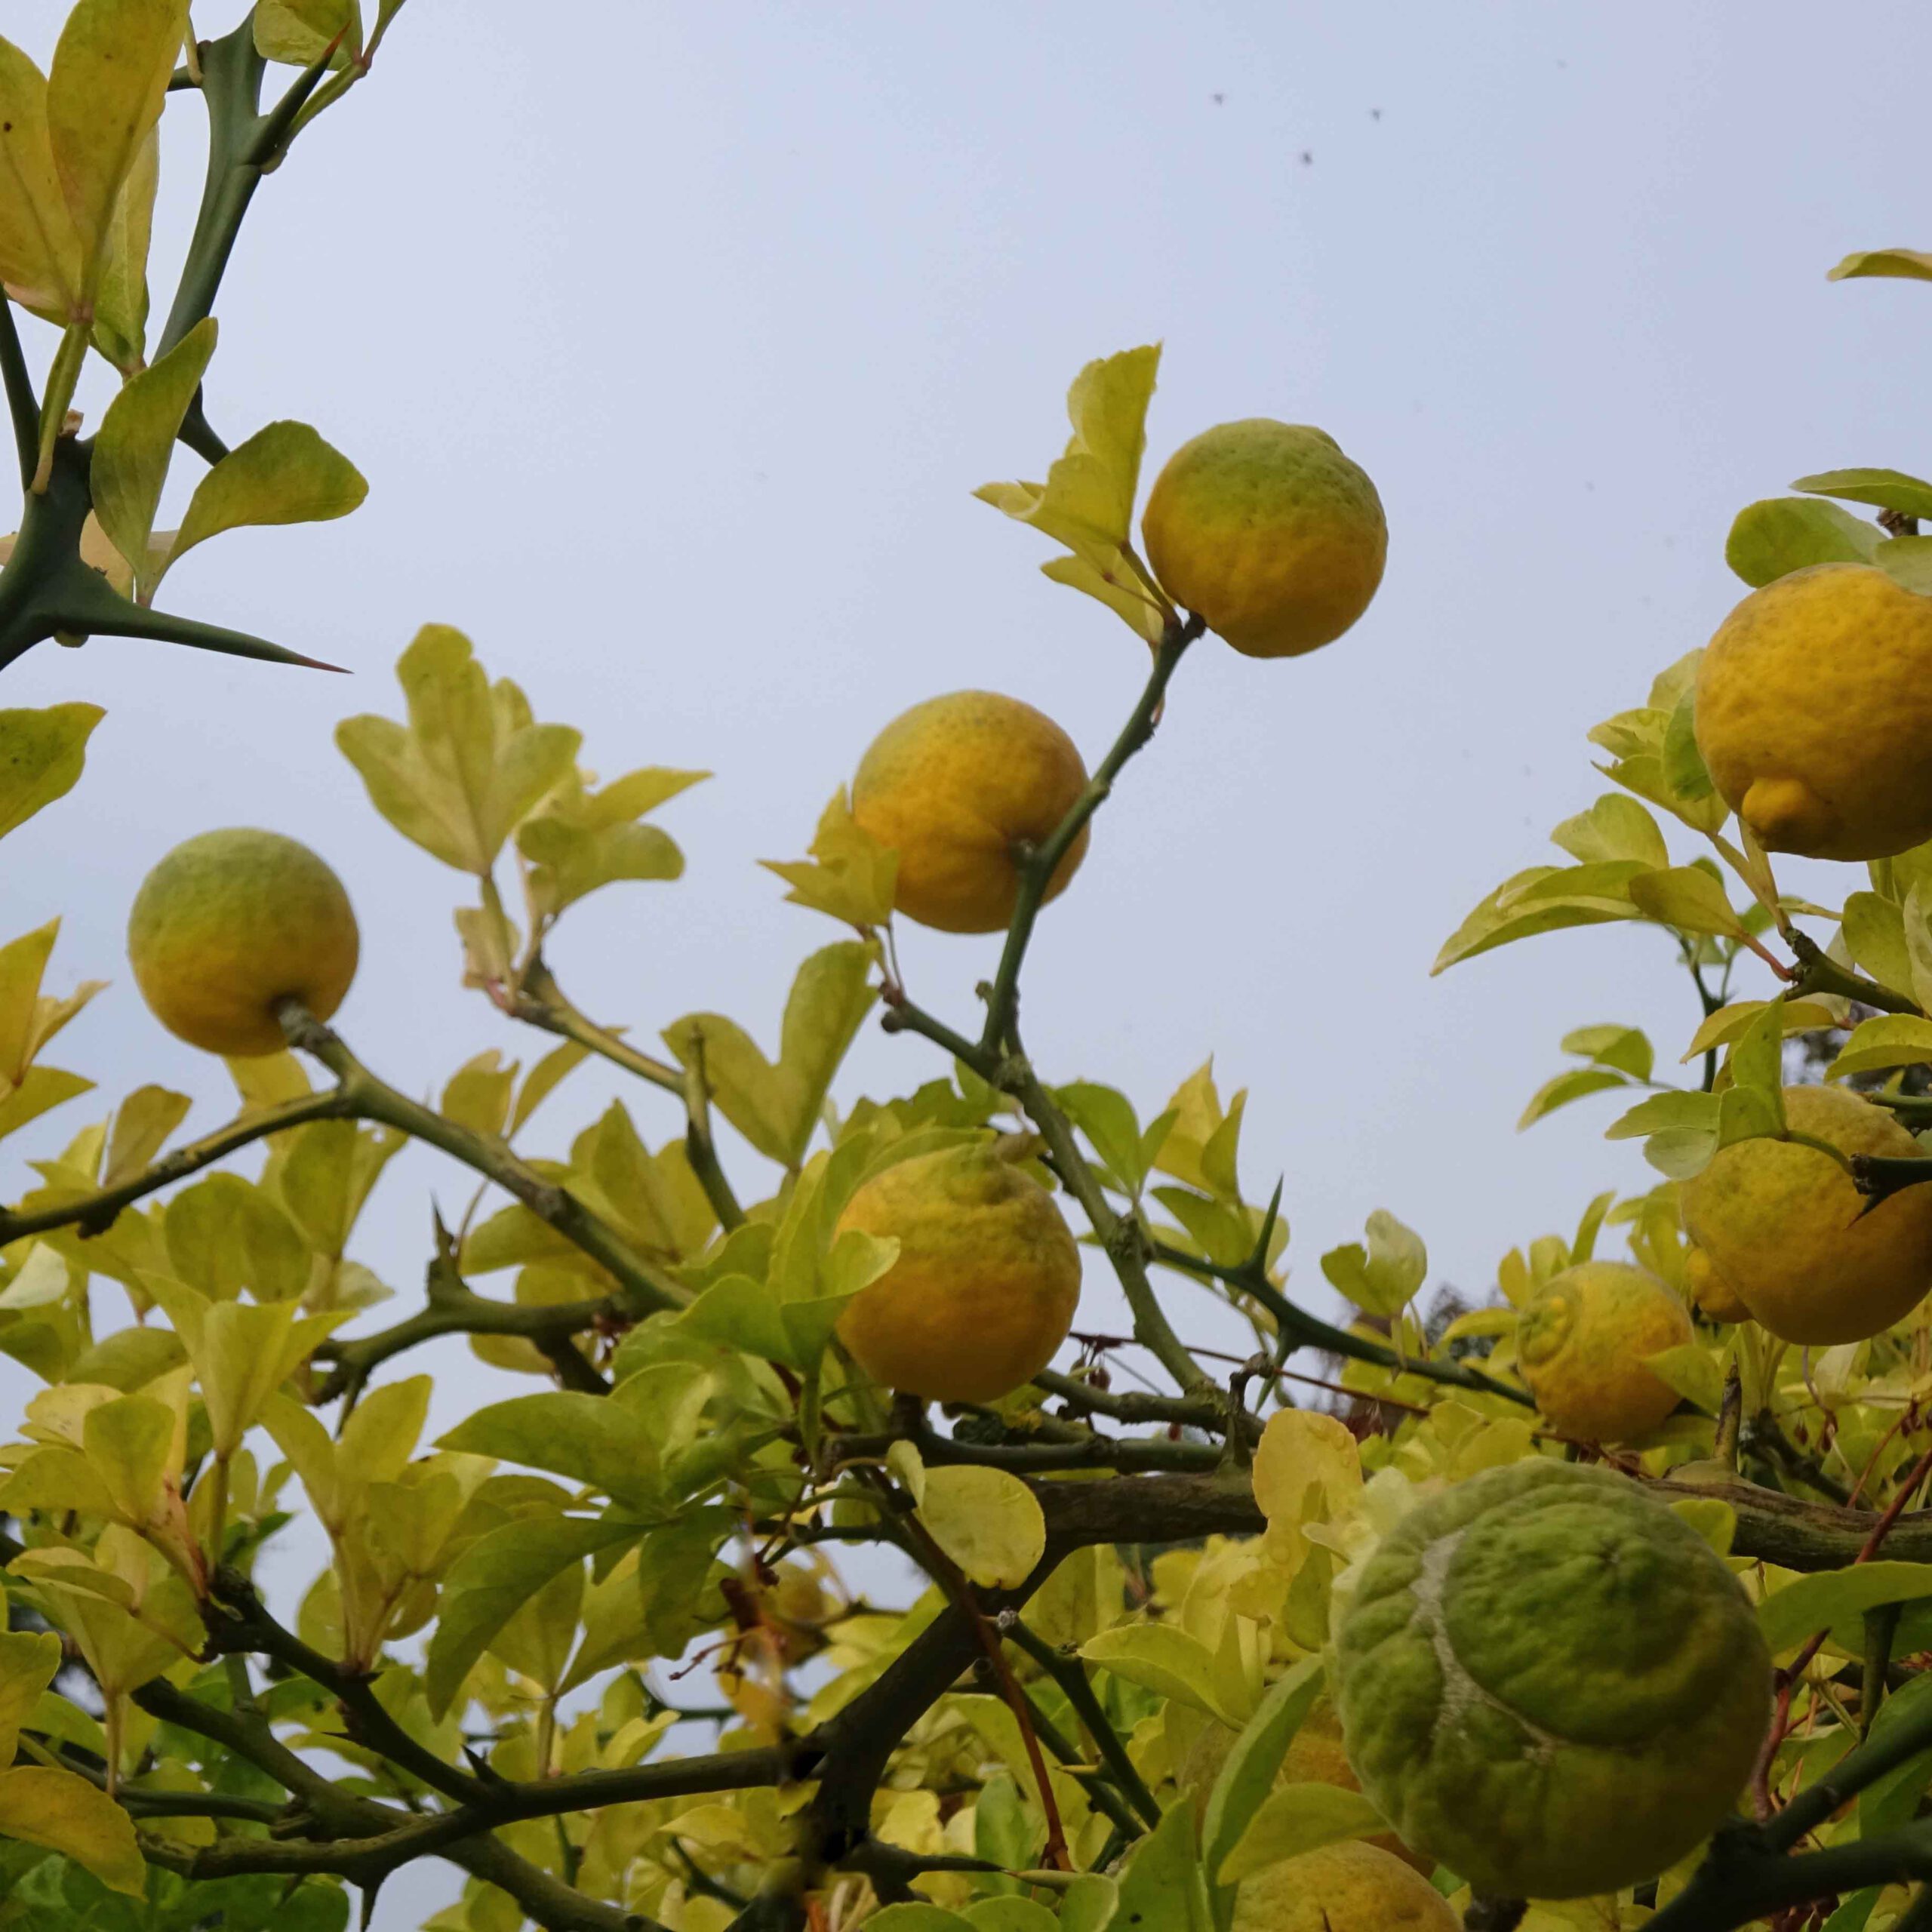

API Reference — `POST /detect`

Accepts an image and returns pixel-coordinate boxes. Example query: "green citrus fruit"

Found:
[1516,1262,1692,1441]
[128,829,358,1058]
[833,1143,1080,1403]
[1141,420,1386,657]
[1696,564,1932,860]
[1334,1460,1770,1900]
[1229,1841,1456,1932]
[849,691,1088,934]
[1680,1084,1932,1344]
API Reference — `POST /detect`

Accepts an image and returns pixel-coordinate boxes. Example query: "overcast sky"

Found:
[5,2,1930,1918]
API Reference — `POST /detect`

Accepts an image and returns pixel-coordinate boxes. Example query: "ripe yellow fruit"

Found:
[1515,1262,1693,1441]
[1230,1841,1456,1932]
[1696,564,1932,860]
[1685,1245,1751,1325]
[1141,420,1386,658]
[850,691,1088,934]
[128,829,358,1058]
[1681,1084,1932,1344]
[833,1143,1080,1404]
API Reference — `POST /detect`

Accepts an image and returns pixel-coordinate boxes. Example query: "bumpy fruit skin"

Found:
[1681,1084,1932,1344]
[849,691,1088,934]
[1335,1460,1770,1901]
[128,829,359,1057]
[1515,1261,1692,1441]
[1141,420,1386,658]
[1685,1244,1750,1325]
[1229,1841,1456,1932]
[1696,564,1932,860]
[834,1143,1081,1403]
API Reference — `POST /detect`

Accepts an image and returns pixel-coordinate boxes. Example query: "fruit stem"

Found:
[977,613,1203,1057]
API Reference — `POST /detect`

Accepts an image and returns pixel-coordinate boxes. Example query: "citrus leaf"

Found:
[168,420,367,574]
[1680,999,1838,1063]
[1758,1562,1932,1656]
[1081,1624,1244,1727]
[1217,1783,1389,1884]
[1724,497,1880,588]
[0,1764,145,1894]
[1793,468,1932,521]
[91,318,217,589]
[1516,1068,1629,1131]
[0,703,105,841]
[1112,1799,1213,1932]
[1319,1211,1426,1318]
[436,1392,663,1508]
[1201,1654,1325,1890]
[1549,793,1669,868]
[761,789,897,930]
[0,1631,63,1767]
[0,37,80,318]
[1627,866,1750,940]
[918,1466,1044,1590]
[1826,1015,1932,1080]
[1830,248,1932,283]
[1875,534,1932,595]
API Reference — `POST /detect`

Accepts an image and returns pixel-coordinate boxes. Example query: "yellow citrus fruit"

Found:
[1515,1261,1692,1441]
[1141,420,1386,658]
[833,1143,1080,1403]
[1685,1244,1750,1324]
[849,691,1088,934]
[1229,1841,1456,1932]
[128,829,358,1058]
[1696,564,1932,860]
[1681,1084,1932,1345]
[1336,1460,1771,1900]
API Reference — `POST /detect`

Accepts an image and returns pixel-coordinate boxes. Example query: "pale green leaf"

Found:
[436,1392,661,1507]
[1516,1066,1629,1131]
[0,37,79,317]
[91,318,217,586]
[1844,891,1914,993]
[761,788,897,929]
[1432,863,1644,974]
[1217,1782,1389,1884]
[1200,1654,1324,1892]
[1724,497,1880,588]
[1628,866,1750,940]
[1758,1562,1932,1656]
[1875,534,1932,595]
[0,1630,62,1767]
[1319,1210,1426,1318]
[1080,1623,1244,1726]
[1681,999,1838,1063]
[1549,793,1669,868]
[1827,1015,1932,1080]
[255,0,361,64]
[0,1763,146,1894]
[88,120,156,371]
[1112,1800,1213,1932]
[1640,1343,1723,1414]
[1793,469,1932,520]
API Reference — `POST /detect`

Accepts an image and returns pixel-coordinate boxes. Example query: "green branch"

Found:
[506,955,685,1095]
[979,615,1201,1054]
[1788,931,1921,1018]
[1002,1615,1162,1829]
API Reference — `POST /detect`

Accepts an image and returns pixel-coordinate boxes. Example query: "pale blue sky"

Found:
[3,2,1928,1917]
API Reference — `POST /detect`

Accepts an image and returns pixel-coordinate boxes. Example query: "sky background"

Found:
[4,2,1930,1921]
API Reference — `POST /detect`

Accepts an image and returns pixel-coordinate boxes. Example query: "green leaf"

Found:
[1056,1081,1150,1194]
[1661,691,1714,803]
[1793,468,1932,521]
[1875,534,1932,595]
[0,38,80,318]
[1604,1090,1723,1181]
[164,1172,309,1303]
[1727,997,1787,1124]
[1549,793,1669,868]
[82,1392,173,1525]
[89,120,156,370]
[436,1392,663,1508]
[91,318,217,590]
[1112,1800,1213,1932]
[761,789,898,929]
[1827,1015,1932,1080]
[1640,1343,1723,1414]
[1560,1023,1654,1078]
[423,1513,638,1719]
[45,0,183,278]
[337,626,583,875]
[1081,1624,1244,1727]
[1843,891,1914,992]
[518,766,704,920]
[1904,882,1932,1017]
[102,1084,190,1188]
[0,705,105,841]
[1830,248,1932,284]
[1516,1066,1629,1131]
[1200,1654,1324,1893]
[918,1467,1044,1590]
[964,1902,1059,1932]
[0,1066,92,1144]
[1758,1562,1932,1656]
[1681,998,1839,1063]
[865,1910,971,1932]
[663,943,877,1168]
[1627,866,1750,940]
[0,1764,145,1894]
[1860,1670,1932,1841]
[1217,1783,1389,1884]
[1724,497,1880,587]
[167,420,368,576]
[1319,1210,1426,1318]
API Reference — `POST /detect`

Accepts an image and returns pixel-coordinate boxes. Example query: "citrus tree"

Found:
[12,7,1932,1932]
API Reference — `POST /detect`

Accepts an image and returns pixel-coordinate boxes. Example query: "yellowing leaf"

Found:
[1641,1343,1723,1414]
[1432,863,1646,974]
[1681,998,1837,1063]
[0,38,79,318]
[0,920,103,1087]
[1758,1561,1932,1656]
[89,120,156,371]
[1627,865,1750,941]
[167,419,367,576]
[1844,891,1913,993]
[1252,1412,1361,1534]
[0,1630,62,1766]
[918,1466,1044,1590]
[761,789,898,929]
[1549,793,1670,869]
[518,764,703,920]
[0,1764,145,1894]
[1080,1623,1244,1726]
[92,318,217,590]
[1217,1781,1389,1884]
[1829,1015,1932,1079]
[1830,248,1932,284]
[663,943,877,1168]
[47,0,183,276]
[255,0,362,65]
[337,626,583,875]
[0,703,105,841]
[102,1084,191,1188]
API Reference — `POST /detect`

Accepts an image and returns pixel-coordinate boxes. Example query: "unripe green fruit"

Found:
[1334,1460,1770,1900]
